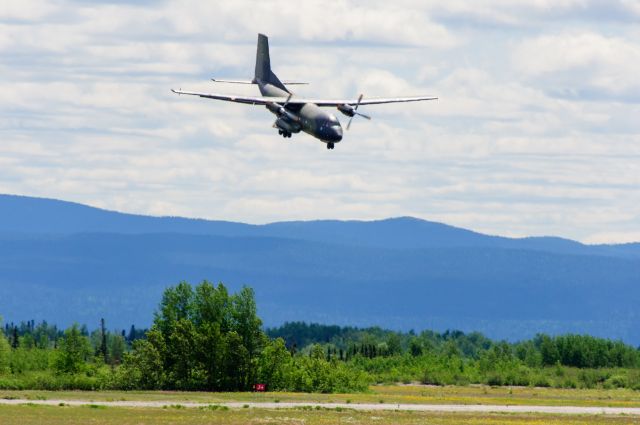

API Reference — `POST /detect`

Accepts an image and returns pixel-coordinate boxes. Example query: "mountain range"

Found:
[1,194,639,343]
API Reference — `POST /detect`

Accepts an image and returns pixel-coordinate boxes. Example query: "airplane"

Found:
[172,34,437,150]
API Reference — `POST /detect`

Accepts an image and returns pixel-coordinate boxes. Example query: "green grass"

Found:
[2,384,640,407]
[1,404,639,425]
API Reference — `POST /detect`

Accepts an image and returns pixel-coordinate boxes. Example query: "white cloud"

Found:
[427,0,640,28]
[513,32,640,101]
[0,0,56,22]
[0,0,639,242]
[584,231,640,245]
[162,1,458,48]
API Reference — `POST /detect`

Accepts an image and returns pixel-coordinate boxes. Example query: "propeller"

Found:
[346,94,371,130]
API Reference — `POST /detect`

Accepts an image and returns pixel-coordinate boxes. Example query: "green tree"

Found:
[20,333,35,349]
[197,322,225,390]
[120,331,165,389]
[98,318,108,363]
[257,338,292,390]
[223,331,250,391]
[386,333,402,356]
[0,329,10,374]
[108,333,127,365]
[231,286,264,360]
[443,340,460,358]
[409,337,423,357]
[166,318,199,389]
[230,286,264,387]
[193,281,231,332]
[126,281,270,391]
[11,327,19,349]
[539,334,560,366]
[54,323,91,374]
[521,343,542,368]
[155,281,194,338]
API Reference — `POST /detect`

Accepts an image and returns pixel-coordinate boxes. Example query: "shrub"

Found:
[605,375,627,389]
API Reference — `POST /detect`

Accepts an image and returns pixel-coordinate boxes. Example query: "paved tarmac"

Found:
[2,398,640,415]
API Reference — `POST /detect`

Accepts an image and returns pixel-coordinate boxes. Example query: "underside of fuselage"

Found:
[258,81,343,148]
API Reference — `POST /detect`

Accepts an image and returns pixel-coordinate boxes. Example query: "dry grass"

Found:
[1,404,639,425]
[2,384,640,407]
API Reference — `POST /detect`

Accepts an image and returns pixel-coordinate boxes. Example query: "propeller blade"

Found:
[354,94,363,111]
[347,94,368,130]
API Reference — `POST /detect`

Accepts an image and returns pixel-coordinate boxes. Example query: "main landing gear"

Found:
[278,129,292,138]
[327,142,335,150]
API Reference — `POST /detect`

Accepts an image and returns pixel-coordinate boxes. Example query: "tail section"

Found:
[254,34,289,92]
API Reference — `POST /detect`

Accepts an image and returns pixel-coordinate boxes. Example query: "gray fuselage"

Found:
[259,82,343,144]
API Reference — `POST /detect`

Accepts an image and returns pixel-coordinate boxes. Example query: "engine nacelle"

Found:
[266,102,300,123]
[280,108,300,123]
[275,117,301,133]
[337,104,355,117]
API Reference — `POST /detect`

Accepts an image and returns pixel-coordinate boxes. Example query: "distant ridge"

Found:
[0,194,634,255]
[1,193,639,343]
[0,193,251,236]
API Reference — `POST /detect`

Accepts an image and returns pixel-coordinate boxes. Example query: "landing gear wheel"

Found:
[327,142,335,150]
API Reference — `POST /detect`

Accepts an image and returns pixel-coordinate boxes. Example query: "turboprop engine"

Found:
[267,101,302,135]
[337,104,356,117]
[336,95,370,130]
[274,116,301,133]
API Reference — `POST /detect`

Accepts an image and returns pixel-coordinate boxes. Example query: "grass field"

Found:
[1,404,640,425]
[3,384,640,408]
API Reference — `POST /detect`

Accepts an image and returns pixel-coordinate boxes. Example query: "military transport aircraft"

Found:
[172,34,437,150]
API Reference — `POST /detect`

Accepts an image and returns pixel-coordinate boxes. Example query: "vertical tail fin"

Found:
[254,34,271,82]
[254,33,288,92]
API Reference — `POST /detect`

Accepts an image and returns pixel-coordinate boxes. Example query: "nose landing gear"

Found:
[327,142,335,150]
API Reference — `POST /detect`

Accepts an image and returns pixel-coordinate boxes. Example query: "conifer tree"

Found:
[99,318,108,363]
[127,325,136,342]
[11,326,19,349]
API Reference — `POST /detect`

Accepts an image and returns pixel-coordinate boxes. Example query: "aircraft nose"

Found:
[333,125,343,142]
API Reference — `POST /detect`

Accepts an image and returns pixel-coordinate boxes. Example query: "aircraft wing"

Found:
[171,89,276,105]
[312,95,438,106]
[171,89,437,106]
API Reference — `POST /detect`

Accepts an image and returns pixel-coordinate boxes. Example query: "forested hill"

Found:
[1,194,640,343]
[2,194,638,256]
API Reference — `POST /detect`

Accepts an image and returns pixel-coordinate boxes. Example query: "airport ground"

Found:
[2,384,640,424]
[2,403,640,425]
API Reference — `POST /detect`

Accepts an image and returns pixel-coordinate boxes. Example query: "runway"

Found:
[2,398,640,416]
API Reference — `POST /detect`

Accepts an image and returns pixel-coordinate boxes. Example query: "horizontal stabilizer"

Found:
[211,78,308,85]
[211,78,254,84]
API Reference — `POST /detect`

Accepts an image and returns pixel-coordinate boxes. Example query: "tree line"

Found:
[4,320,146,352]
[0,282,368,392]
[2,282,640,392]
[268,322,640,369]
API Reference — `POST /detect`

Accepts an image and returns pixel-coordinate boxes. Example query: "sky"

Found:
[1,0,639,243]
